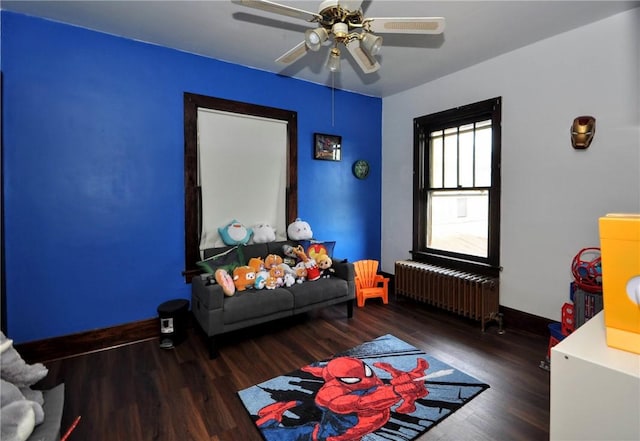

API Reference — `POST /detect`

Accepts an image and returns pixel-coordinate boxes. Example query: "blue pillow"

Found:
[299,240,336,260]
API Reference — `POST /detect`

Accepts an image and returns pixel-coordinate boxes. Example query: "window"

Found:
[413,97,501,276]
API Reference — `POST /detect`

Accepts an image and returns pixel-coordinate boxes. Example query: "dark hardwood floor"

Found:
[37,297,550,440]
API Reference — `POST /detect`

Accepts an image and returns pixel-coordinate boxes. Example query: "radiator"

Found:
[395,260,500,331]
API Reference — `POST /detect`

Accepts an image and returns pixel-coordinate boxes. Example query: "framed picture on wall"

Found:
[314,133,342,161]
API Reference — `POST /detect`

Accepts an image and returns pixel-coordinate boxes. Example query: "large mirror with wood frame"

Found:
[183,93,298,282]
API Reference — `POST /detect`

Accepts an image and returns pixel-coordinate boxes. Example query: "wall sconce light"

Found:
[571,116,596,149]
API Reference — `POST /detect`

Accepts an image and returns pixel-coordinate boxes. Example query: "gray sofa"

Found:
[191,240,355,358]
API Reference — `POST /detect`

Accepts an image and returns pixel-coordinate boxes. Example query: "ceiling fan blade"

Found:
[275,41,309,64]
[365,17,445,34]
[345,41,380,74]
[339,0,365,12]
[233,0,321,22]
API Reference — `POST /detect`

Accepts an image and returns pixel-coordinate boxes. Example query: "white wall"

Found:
[382,8,640,321]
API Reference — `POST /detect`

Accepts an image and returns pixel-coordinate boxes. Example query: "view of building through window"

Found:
[427,120,492,258]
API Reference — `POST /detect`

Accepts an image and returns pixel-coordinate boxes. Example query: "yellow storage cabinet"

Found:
[599,213,640,354]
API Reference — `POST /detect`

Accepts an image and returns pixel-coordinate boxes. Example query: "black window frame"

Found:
[412,97,501,277]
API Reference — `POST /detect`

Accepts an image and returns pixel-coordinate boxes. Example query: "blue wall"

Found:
[1,12,382,343]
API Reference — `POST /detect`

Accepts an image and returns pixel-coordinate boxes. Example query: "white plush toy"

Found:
[1,332,48,441]
[1,379,44,441]
[283,272,296,287]
[287,218,313,240]
[251,223,276,244]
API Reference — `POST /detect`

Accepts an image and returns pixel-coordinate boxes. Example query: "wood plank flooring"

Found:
[37,297,550,440]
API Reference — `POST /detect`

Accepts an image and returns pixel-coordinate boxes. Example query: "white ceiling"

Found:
[2,0,639,97]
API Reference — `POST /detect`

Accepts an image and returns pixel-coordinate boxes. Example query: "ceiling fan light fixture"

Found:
[304,27,328,51]
[361,32,383,57]
[327,47,341,72]
[332,22,349,40]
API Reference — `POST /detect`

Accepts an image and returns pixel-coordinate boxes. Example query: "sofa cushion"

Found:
[223,289,293,325]
[288,278,349,309]
[238,243,269,264]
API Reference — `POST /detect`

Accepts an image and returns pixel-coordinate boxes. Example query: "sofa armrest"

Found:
[191,274,224,310]
[331,259,354,282]
[27,383,65,441]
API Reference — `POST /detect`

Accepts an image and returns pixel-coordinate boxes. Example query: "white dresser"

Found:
[550,311,640,440]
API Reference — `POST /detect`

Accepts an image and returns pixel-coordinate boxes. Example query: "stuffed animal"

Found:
[265,275,279,290]
[293,262,307,283]
[269,266,285,287]
[232,265,255,291]
[218,219,253,246]
[292,246,321,281]
[1,332,48,441]
[214,269,236,296]
[251,223,276,244]
[282,244,299,267]
[1,378,44,441]
[247,257,265,274]
[287,218,313,240]
[279,262,296,277]
[283,273,296,287]
[264,254,283,270]
[254,270,269,289]
[290,245,305,262]
[317,254,335,278]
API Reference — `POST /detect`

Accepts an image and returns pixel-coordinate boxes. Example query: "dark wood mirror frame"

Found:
[183,93,298,282]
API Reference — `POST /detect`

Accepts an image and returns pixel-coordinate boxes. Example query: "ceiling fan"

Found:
[234,0,445,74]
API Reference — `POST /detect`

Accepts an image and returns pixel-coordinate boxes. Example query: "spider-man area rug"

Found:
[237,334,489,441]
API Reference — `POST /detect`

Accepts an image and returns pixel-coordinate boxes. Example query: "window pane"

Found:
[475,122,492,187]
[443,129,458,188]
[426,190,488,258]
[459,123,474,187]
[429,132,443,188]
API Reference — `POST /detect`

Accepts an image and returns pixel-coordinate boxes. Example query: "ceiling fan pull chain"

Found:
[331,72,335,127]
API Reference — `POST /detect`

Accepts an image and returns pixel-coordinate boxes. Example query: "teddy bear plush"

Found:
[1,332,48,441]
[232,266,256,291]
